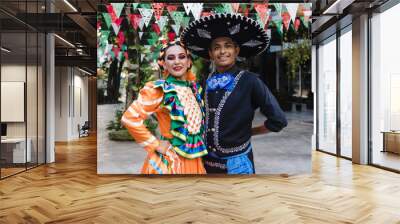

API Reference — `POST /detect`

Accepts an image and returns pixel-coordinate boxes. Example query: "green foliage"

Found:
[282,39,311,79]
[106,109,124,131]
[109,129,134,141]
[107,109,159,141]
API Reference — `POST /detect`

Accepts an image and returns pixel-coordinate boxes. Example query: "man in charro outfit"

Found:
[181,13,288,174]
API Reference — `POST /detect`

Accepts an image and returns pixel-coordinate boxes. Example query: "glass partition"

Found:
[317,35,337,155]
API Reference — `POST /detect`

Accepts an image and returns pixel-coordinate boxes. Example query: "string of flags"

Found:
[98,3,312,66]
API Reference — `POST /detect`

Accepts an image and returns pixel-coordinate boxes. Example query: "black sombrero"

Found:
[180,13,270,59]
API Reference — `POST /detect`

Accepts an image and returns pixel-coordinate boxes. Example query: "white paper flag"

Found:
[171,24,181,35]
[139,32,144,39]
[191,3,203,20]
[183,3,193,16]
[111,23,120,35]
[285,3,299,22]
[157,16,169,32]
[131,3,139,10]
[139,18,145,30]
[138,8,153,27]
[111,3,125,18]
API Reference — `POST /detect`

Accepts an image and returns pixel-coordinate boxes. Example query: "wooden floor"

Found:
[1,135,400,223]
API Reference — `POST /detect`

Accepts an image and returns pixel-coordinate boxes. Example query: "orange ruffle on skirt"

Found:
[140,152,206,174]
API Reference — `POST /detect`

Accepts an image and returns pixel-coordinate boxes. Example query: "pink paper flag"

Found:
[166,5,178,14]
[231,3,240,13]
[152,3,165,20]
[152,23,161,35]
[129,14,141,30]
[106,4,117,22]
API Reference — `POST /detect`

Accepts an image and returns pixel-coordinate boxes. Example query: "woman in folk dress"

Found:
[121,41,207,174]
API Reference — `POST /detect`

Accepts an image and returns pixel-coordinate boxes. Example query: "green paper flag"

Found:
[181,17,190,28]
[122,44,127,51]
[102,13,112,29]
[138,8,153,27]
[274,20,283,36]
[300,17,309,28]
[214,6,226,14]
[273,3,282,15]
[171,11,185,27]
[139,3,151,9]
[222,3,233,14]
[111,3,125,18]
[132,3,139,10]
[157,16,169,32]
[100,31,110,46]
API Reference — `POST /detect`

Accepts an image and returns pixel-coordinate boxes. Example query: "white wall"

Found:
[55,67,89,141]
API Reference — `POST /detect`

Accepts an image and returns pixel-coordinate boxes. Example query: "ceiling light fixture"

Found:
[78,67,93,76]
[63,0,78,12]
[54,34,75,48]
[1,47,11,53]
[322,0,355,15]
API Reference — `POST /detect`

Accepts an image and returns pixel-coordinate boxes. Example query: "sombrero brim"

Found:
[181,13,270,59]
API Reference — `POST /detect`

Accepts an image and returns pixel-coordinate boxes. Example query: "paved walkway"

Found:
[98,104,312,174]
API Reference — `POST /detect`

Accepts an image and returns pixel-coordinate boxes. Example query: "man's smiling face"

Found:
[208,37,240,72]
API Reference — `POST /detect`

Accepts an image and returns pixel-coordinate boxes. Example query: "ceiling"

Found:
[0,0,97,73]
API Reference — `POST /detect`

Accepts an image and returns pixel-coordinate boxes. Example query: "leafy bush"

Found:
[107,109,159,141]
[109,129,135,141]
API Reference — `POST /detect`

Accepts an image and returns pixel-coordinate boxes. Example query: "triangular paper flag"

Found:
[282,12,291,31]
[139,18,145,30]
[112,46,120,59]
[152,3,164,20]
[138,8,153,27]
[183,3,193,16]
[214,6,226,14]
[231,3,240,13]
[141,53,145,61]
[106,43,113,53]
[181,17,190,28]
[171,11,185,26]
[129,14,141,30]
[111,3,125,18]
[285,3,299,22]
[166,5,178,15]
[111,23,120,35]
[222,3,233,14]
[100,31,110,46]
[171,24,181,35]
[157,16,169,32]
[117,31,125,47]
[131,3,139,10]
[275,20,283,36]
[191,3,203,20]
[254,4,269,27]
[106,4,117,22]
[102,13,112,29]
[152,23,161,35]
[294,18,301,31]
[301,16,310,28]
[273,3,282,15]
[139,32,144,39]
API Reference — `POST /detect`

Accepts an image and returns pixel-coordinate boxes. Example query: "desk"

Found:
[382,131,400,154]
[1,138,31,163]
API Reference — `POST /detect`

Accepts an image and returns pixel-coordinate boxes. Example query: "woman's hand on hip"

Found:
[156,140,172,155]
